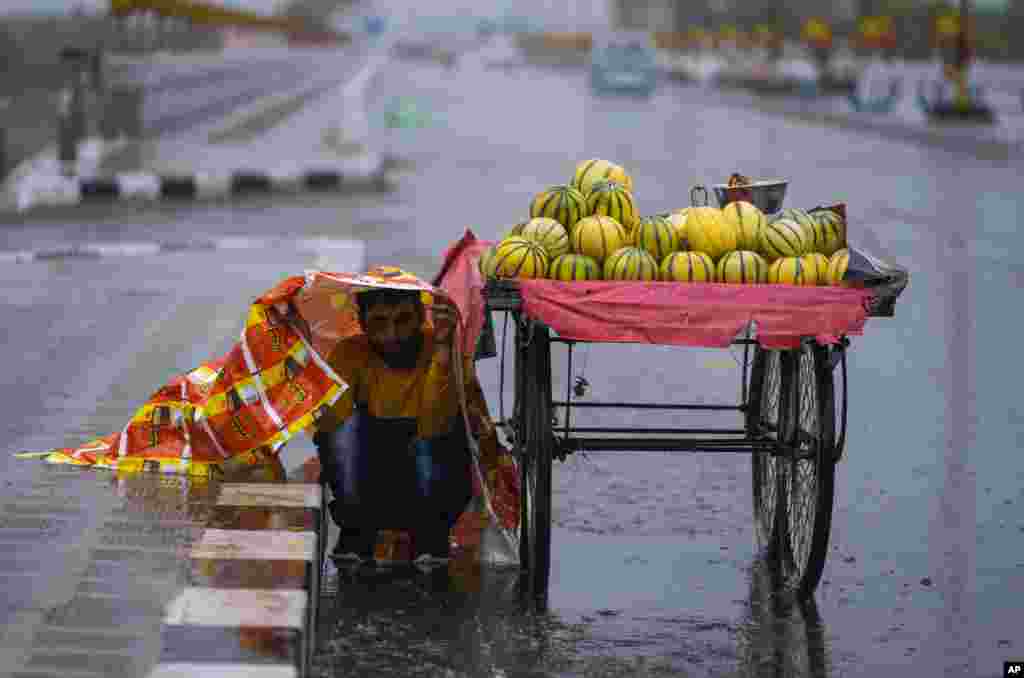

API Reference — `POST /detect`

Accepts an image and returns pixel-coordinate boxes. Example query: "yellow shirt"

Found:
[316,328,475,440]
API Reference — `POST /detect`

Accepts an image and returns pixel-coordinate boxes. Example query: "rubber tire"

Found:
[777,343,836,599]
[831,343,848,463]
[516,319,553,607]
[747,347,788,554]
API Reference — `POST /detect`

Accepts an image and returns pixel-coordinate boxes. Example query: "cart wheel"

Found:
[516,319,553,606]
[746,347,787,553]
[778,342,836,598]
[830,341,848,463]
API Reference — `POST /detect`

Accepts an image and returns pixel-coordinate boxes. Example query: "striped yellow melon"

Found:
[478,244,498,278]
[717,250,769,284]
[549,253,602,281]
[529,184,587,233]
[570,215,627,263]
[660,251,715,282]
[634,215,677,261]
[811,208,847,256]
[572,158,634,195]
[827,248,850,286]
[801,252,831,286]
[800,217,829,254]
[686,207,738,261]
[768,256,815,286]
[603,247,658,281]
[760,217,808,259]
[505,220,529,239]
[773,207,817,231]
[519,217,570,259]
[659,211,689,250]
[773,208,820,254]
[720,201,766,252]
[584,180,638,232]
[493,237,548,279]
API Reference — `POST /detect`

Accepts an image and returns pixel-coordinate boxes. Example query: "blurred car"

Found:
[499,14,541,34]
[590,32,658,96]
[392,40,458,68]
[476,18,498,37]
[364,15,386,36]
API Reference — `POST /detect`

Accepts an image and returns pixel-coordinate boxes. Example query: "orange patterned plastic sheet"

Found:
[22,253,520,560]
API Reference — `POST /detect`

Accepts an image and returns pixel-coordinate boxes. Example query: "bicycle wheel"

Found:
[778,342,836,598]
[516,319,553,606]
[747,347,787,552]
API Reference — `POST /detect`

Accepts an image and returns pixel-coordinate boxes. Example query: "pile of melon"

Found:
[479,158,851,286]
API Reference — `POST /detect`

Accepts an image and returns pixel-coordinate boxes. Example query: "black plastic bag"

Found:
[842,245,909,318]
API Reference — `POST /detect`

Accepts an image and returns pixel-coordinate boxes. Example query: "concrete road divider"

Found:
[8,156,394,212]
[145,481,325,678]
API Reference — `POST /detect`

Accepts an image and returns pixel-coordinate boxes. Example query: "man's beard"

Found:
[372,332,424,369]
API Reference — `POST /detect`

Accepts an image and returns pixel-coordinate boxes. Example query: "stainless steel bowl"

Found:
[711,180,788,215]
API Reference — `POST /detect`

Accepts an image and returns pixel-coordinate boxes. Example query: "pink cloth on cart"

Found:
[515,279,875,349]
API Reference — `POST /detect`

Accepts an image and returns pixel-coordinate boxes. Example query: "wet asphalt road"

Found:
[2,18,1023,678]
[109,49,347,138]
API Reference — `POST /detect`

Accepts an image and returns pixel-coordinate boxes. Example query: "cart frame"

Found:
[484,279,850,605]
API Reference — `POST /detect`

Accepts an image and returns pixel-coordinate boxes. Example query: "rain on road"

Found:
[1,12,1021,678]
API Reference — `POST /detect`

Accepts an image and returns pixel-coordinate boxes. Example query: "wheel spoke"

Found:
[753,350,784,548]
[786,347,821,585]
[788,458,817,576]
[762,352,781,430]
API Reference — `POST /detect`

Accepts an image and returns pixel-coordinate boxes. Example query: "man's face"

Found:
[364,300,423,364]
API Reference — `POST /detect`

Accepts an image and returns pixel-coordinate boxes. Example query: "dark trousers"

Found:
[317,408,473,557]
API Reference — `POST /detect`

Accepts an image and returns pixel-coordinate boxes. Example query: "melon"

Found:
[773,208,819,254]
[585,180,639,232]
[530,184,587,233]
[659,211,689,250]
[801,252,831,286]
[478,244,498,278]
[549,253,602,281]
[660,251,715,282]
[717,250,769,284]
[760,217,808,259]
[768,256,815,286]
[811,208,847,256]
[603,247,659,281]
[686,207,738,261]
[570,215,628,263]
[520,217,570,259]
[634,215,677,261]
[493,237,548,279]
[720,201,766,253]
[827,248,850,286]
[572,158,634,195]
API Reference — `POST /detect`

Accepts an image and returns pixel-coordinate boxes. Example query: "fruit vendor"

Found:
[312,286,475,568]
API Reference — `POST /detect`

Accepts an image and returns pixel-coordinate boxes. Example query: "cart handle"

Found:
[690,184,709,207]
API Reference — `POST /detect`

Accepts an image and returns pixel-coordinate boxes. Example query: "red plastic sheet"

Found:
[515,279,875,349]
[433,229,493,359]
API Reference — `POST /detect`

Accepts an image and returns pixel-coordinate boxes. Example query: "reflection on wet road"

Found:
[316,551,835,677]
